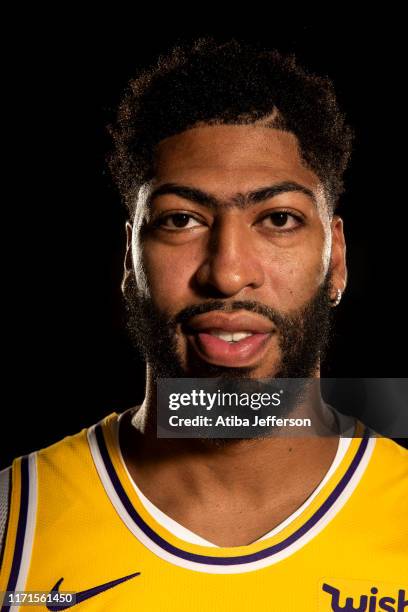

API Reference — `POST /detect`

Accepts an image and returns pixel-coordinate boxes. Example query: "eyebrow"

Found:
[146,181,317,210]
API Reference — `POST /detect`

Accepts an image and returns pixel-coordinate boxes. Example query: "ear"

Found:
[121,221,133,294]
[329,215,347,301]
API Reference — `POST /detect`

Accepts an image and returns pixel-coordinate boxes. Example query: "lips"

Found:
[185,311,275,367]
[187,311,274,334]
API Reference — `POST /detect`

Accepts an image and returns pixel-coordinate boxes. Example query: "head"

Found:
[109,38,352,380]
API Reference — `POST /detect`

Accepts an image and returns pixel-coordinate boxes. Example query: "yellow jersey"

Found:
[1,411,407,611]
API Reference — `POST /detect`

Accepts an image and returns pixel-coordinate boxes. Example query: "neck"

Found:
[120,365,340,538]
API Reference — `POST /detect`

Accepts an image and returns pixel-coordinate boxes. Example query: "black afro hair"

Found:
[108,37,354,215]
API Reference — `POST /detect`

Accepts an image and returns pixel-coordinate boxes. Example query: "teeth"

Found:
[209,331,253,343]
[231,332,253,342]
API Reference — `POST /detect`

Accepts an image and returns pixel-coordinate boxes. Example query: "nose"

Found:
[194,214,265,297]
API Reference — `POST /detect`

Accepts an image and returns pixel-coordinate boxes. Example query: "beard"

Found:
[122,271,334,382]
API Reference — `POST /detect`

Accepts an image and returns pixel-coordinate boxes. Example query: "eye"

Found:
[156,213,204,230]
[258,211,303,231]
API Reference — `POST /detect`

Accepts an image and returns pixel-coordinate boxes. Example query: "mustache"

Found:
[175,299,286,328]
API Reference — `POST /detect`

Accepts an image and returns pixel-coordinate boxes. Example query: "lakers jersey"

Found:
[0,411,407,611]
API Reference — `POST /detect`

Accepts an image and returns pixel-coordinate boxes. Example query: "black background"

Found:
[2,12,407,468]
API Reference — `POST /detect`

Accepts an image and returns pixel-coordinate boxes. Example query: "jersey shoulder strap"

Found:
[0,454,37,592]
[0,416,118,592]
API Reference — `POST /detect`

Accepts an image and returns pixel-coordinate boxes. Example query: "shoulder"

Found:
[369,435,408,476]
[0,412,120,568]
[34,412,121,464]
[359,434,408,516]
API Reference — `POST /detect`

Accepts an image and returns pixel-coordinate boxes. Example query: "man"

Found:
[1,39,407,611]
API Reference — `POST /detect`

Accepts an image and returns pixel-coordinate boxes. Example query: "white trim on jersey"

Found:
[116,409,355,546]
[87,419,375,574]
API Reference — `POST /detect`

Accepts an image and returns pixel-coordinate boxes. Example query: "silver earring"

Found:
[331,288,342,307]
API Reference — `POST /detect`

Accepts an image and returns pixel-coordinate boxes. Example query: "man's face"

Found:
[123,125,347,379]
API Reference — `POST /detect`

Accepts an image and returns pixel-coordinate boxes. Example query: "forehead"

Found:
[152,124,323,197]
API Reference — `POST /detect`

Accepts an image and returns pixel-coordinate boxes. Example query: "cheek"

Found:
[135,242,198,308]
[263,239,328,307]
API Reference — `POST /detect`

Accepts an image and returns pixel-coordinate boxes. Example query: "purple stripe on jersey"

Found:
[95,425,370,566]
[2,456,29,612]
